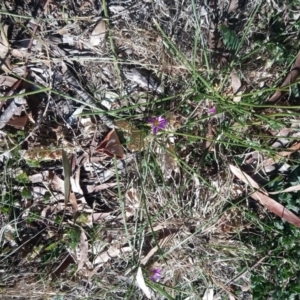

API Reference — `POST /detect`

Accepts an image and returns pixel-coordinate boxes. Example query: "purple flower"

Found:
[148,116,167,135]
[209,107,216,114]
[149,268,163,282]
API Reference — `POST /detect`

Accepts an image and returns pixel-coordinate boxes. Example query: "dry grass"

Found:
[1,0,300,299]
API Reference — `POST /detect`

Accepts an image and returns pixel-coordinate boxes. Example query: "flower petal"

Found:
[152,127,159,135]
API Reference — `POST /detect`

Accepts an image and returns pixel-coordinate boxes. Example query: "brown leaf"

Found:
[52,254,74,278]
[228,0,239,14]
[69,192,78,214]
[268,52,300,102]
[96,129,124,159]
[90,20,106,46]
[0,75,18,87]
[229,164,268,195]
[231,71,242,102]
[48,170,65,194]
[231,72,241,93]
[0,24,11,71]
[94,245,131,264]
[250,190,300,228]
[6,114,28,129]
[263,142,300,167]
[141,229,176,265]
[269,184,300,195]
[76,229,89,273]
[88,212,111,224]
[86,182,118,193]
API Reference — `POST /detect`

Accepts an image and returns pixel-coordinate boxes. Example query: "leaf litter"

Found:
[0,0,300,299]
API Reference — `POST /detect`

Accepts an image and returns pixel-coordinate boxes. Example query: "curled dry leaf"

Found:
[228,0,239,14]
[69,192,78,214]
[76,229,89,273]
[230,165,300,228]
[0,24,11,71]
[0,90,27,129]
[0,75,18,87]
[115,119,147,152]
[141,229,176,265]
[263,141,300,168]
[202,288,214,300]
[96,129,125,159]
[94,245,131,265]
[269,184,300,195]
[6,115,28,130]
[48,170,65,194]
[268,52,300,102]
[229,164,268,195]
[136,267,152,299]
[250,190,300,228]
[90,19,106,46]
[231,71,242,102]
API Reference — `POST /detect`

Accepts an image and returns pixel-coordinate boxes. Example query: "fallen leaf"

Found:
[76,229,89,273]
[141,229,176,265]
[229,164,268,195]
[115,120,147,152]
[230,165,300,228]
[136,267,152,299]
[88,212,111,224]
[231,72,242,102]
[0,75,18,87]
[228,294,236,300]
[269,184,300,195]
[250,190,300,228]
[96,129,125,159]
[48,170,65,194]
[0,24,10,71]
[94,245,131,264]
[90,20,106,46]
[86,182,118,193]
[7,114,28,129]
[52,254,74,278]
[263,141,300,168]
[62,150,71,206]
[203,288,214,300]
[228,0,239,14]
[69,192,78,214]
[268,52,300,102]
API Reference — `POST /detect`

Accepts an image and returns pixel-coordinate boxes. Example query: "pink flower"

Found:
[148,116,167,135]
[209,107,216,114]
[149,268,163,282]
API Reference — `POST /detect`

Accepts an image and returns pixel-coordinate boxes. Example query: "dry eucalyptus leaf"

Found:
[76,230,89,273]
[269,184,300,195]
[268,52,300,102]
[263,141,300,168]
[96,129,125,159]
[90,20,106,46]
[69,192,78,214]
[136,267,152,299]
[0,75,18,87]
[231,72,242,102]
[0,91,27,129]
[250,190,300,228]
[48,170,65,194]
[202,288,214,300]
[6,115,28,130]
[0,25,10,71]
[229,164,268,195]
[94,245,131,264]
[115,120,147,152]
[228,0,239,14]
